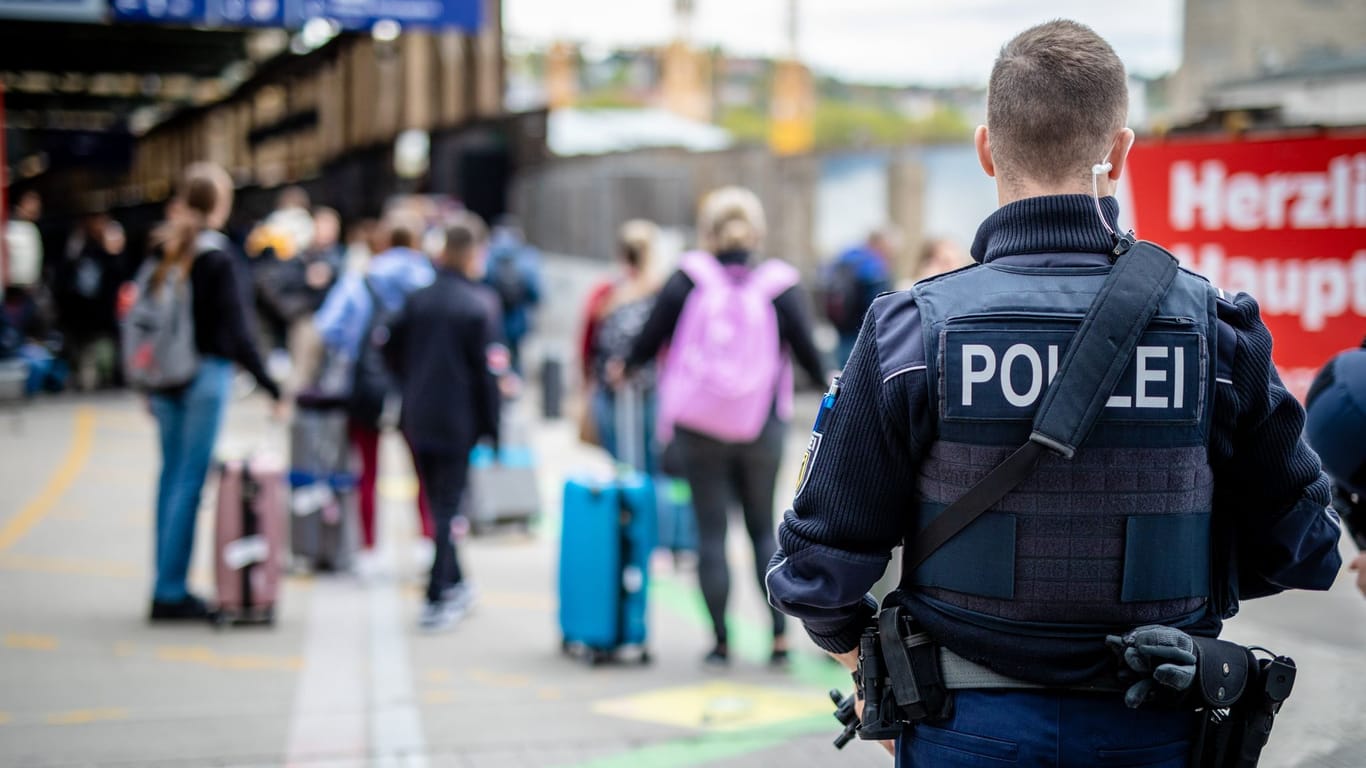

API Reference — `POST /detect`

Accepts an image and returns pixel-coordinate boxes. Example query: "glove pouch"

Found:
[1190,636,1254,708]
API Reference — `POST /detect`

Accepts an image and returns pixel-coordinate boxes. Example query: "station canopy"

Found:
[0,0,482,175]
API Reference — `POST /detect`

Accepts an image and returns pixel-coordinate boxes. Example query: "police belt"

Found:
[911,634,1120,692]
[932,642,1042,690]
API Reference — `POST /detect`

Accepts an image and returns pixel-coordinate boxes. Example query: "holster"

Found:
[1187,636,1295,768]
[852,603,953,742]
[878,607,953,724]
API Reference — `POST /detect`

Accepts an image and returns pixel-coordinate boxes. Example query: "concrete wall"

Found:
[511,145,926,280]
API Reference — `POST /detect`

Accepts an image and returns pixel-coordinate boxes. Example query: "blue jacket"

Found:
[766,195,1343,684]
[484,231,542,345]
[314,247,435,358]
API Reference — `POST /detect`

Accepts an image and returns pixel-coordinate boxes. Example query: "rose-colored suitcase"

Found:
[214,458,288,626]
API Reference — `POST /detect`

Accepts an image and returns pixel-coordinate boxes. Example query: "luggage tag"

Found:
[291,482,336,516]
[224,535,270,570]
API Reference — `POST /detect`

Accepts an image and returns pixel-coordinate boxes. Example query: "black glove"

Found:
[1106,625,1197,709]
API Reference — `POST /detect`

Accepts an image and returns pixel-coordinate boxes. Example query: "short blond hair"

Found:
[698,186,765,254]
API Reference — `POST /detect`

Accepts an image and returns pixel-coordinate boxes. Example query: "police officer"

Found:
[766,20,1343,765]
[1304,341,1366,599]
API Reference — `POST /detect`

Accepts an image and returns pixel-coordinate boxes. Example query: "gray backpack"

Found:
[121,231,224,390]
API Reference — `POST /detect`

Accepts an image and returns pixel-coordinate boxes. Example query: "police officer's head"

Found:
[976,20,1134,202]
[1305,346,1366,496]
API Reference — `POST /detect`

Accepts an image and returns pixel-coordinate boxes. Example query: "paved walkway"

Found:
[1,385,1364,767]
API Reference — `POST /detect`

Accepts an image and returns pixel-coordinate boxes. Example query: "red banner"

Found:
[1127,134,1366,397]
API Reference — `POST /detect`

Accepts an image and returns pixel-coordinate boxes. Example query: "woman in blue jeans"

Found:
[143,163,282,621]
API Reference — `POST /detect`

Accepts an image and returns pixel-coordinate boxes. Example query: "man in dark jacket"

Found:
[766,20,1342,763]
[385,212,505,631]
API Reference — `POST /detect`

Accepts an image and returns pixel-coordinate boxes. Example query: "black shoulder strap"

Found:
[906,241,1180,572]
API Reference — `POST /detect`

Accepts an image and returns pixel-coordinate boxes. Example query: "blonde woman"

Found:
[613,188,826,666]
[581,219,665,466]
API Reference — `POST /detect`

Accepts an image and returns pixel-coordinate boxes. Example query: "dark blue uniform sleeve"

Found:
[766,297,926,653]
[1211,293,1342,595]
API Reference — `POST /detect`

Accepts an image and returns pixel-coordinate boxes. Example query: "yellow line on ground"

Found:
[467,668,531,688]
[0,554,140,579]
[46,708,128,726]
[4,633,58,651]
[0,407,96,552]
[154,645,303,672]
[422,668,453,683]
[421,690,457,705]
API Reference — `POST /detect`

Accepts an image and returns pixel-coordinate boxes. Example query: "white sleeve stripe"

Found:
[1216,377,1234,385]
[763,557,788,610]
[882,364,927,383]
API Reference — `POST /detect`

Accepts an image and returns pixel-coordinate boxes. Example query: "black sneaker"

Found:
[149,594,213,622]
[703,644,730,667]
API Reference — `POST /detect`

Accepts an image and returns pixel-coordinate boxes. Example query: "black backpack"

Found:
[821,260,865,334]
[348,278,397,427]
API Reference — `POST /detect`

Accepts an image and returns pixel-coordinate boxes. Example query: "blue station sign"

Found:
[109,0,482,31]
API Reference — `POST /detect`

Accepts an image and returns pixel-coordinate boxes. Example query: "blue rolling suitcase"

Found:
[655,477,697,560]
[558,471,657,664]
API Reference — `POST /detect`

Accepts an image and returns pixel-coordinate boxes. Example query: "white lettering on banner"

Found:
[960,344,1186,409]
[1174,246,1366,331]
[1170,155,1366,232]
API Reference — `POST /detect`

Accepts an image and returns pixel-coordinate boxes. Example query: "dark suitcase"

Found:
[288,393,359,572]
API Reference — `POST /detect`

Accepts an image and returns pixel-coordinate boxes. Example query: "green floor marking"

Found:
[552,575,850,767]
[649,573,849,692]
[556,715,831,768]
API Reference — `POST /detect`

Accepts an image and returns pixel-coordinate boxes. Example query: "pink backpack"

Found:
[657,251,800,444]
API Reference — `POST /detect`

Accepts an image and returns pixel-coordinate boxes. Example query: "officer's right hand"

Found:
[851,695,896,757]
[832,649,895,757]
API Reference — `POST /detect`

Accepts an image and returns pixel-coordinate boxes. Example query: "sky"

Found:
[503,0,1184,87]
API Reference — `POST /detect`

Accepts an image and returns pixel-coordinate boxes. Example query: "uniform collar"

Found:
[970,194,1121,264]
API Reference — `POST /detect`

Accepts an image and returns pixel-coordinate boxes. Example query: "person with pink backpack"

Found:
[611,186,826,666]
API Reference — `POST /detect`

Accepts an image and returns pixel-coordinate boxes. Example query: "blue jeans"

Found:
[899,690,1195,767]
[149,357,233,601]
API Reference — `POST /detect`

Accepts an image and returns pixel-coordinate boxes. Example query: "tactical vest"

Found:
[908,255,1219,634]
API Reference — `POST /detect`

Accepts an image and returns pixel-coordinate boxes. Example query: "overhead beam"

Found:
[0,22,247,77]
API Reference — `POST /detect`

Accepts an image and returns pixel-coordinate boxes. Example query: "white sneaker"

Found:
[354,550,383,582]
[417,598,466,632]
[440,582,477,613]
